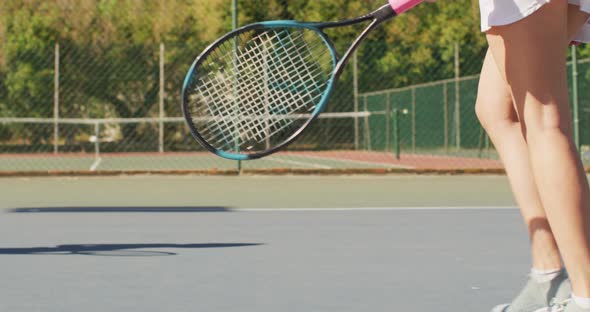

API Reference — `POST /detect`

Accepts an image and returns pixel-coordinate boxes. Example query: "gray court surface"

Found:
[0,175,532,312]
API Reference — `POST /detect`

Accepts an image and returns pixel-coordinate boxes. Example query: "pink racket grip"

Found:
[389,0,422,14]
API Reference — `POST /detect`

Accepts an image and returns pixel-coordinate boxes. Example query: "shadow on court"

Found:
[10,207,232,213]
[0,243,263,257]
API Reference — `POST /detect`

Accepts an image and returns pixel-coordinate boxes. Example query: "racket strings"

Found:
[227,30,329,143]
[202,29,329,118]
[187,27,334,152]
[207,30,328,119]
[205,40,326,147]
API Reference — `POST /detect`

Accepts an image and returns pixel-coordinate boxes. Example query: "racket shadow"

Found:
[0,243,264,257]
[9,207,232,213]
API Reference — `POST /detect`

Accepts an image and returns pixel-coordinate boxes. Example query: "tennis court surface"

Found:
[0,175,538,312]
[0,150,503,173]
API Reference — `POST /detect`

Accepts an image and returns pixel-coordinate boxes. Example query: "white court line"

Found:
[89,157,102,171]
[288,154,414,169]
[267,157,332,169]
[236,206,518,212]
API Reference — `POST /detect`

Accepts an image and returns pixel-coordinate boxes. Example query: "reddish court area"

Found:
[0,150,505,173]
[286,151,504,170]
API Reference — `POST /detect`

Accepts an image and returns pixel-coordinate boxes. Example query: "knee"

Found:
[522,108,574,143]
[524,121,573,145]
[474,102,492,130]
[475,100,521,136]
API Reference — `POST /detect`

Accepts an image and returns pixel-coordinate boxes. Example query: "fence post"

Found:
[232,0,238,29]
[159,43,165,153]
[572,45,581,152]
[53,43,60,154]
[232,0,242,173]
[411,87,416,152]
[454,42,461,149]
[386,92,391,152]
[353,51,359,150]
[443,82,449,153]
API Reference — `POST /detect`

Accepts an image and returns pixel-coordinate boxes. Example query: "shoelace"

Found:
[548,299,572,312]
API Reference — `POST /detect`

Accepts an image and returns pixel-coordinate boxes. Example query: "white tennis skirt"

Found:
[480,0,590,42]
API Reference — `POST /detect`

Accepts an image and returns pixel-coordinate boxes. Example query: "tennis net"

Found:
[0,110,503,173]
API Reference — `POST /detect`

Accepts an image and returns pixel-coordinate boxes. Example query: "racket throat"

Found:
[371,4,397,22]
[332,19,380,79]
[332,4,398,79]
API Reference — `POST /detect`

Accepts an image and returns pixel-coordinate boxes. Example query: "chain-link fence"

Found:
[0,1,587,173]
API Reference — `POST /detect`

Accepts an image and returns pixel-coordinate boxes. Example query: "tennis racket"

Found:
[182,0,423,160]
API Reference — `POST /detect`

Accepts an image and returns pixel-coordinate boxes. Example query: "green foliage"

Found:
[0,0,488,144]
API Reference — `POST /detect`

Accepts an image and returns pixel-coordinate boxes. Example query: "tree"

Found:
[0,0,490,148]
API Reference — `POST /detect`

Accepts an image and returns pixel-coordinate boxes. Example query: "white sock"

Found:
[530,268,563,283]
[573,294,590,309]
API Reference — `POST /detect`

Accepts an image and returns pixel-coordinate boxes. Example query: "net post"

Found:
[572,45,581,153]
[363,96,371,150]
[392,108,401,160]
[454,42,461,150]
[159,43,165,153]
[94,122,100,160]
[353,51,359,150]
[477,127,485,159]
[485,133,491,157]
[53,43,60,154]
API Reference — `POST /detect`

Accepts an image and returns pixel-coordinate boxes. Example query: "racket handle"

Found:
[389,0,422,14]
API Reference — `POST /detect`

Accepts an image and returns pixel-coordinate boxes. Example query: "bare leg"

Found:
[486,1,590,296]
[476,6,590,271]
[476,50,562,270]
